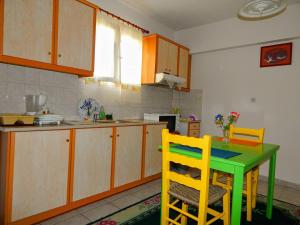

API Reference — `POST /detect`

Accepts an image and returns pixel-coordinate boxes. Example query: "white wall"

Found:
[175,3,300,54]
[174,3,300,185]
[88,0,175,39]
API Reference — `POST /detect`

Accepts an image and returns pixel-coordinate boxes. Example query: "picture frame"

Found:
[260,42,292,67]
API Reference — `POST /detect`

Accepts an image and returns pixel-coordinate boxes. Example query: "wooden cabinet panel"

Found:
[114,126,143,187]
[144,124,166,177]
[73,128,112,201]
[156,38,169,73]
[188,129,200,138]
[178,47,189,89]
[157,37,178,74]
[168,42,178,74]
[57,0,94,70]
[12,130,69,221]
[3,0,53,63]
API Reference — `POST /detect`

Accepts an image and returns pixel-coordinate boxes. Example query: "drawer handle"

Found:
[66,139,70,142]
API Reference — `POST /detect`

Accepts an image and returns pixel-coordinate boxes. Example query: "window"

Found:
[94,12,142,85]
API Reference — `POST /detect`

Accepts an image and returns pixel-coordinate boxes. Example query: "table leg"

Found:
[231,167,244,225]
[266,152,277,219]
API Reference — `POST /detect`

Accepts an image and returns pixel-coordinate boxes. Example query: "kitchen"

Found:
[0,0,300,225]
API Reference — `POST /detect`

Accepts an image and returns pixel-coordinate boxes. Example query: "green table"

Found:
[169,137,279,225]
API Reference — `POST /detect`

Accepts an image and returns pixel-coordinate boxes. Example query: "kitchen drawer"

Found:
[188,129,200,138]
[189,122,200,130]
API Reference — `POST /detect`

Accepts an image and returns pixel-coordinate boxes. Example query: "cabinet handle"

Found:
[117,134,120,137]
[48,51,51,55]
[110,135,113,138]
[146,131,149,134]
[66,139,70,142]
[58,54,62,57]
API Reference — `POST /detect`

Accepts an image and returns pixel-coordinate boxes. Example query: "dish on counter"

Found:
[78,98,101,119]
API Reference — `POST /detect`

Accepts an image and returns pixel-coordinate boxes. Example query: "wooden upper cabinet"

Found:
[141,34,190,91]
[57,0,95,71]
[2,0,53,63]
[178,47,190,90]
[156,38,178,74]
[0,0,97,77]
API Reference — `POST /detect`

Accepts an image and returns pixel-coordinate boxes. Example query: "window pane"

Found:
[94,24,115,80]
[120,35,142,85]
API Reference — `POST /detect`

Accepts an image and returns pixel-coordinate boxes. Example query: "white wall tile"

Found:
[0,64,200,119]
[6,64,26,83]
[0,63,7,82]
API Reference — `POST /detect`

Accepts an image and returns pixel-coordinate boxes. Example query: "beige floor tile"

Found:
[76,199,108,214]
[257,179,300,206]
[110,194,141,209]
[104,188,139,202]
[81,203,119,221]
[39,210,79,225]
[275,185,300,206]
[54,215,90,225]
[131,185,160,199]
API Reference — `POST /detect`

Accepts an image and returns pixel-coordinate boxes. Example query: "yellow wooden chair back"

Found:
[229,124,264,143]
[161,129,212,225]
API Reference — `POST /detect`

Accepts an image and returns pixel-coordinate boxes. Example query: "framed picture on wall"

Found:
[260,42,292,67]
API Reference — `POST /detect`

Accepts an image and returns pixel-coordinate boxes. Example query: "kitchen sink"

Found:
[62,119,142,125]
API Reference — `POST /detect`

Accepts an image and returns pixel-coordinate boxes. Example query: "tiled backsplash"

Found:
[0,63,202,120]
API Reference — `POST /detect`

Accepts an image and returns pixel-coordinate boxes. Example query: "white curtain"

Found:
[94,11,142,85]
[120,24,143,85]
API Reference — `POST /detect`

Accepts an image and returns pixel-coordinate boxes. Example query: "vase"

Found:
[223,129,229,143]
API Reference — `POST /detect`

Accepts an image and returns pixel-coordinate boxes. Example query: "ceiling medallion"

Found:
[238,0,288,20]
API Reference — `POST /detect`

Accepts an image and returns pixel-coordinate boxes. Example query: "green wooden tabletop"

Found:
[167,136,280,173]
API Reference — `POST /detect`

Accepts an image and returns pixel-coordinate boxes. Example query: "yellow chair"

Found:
[212,125,264,222]
[161,129,230,225]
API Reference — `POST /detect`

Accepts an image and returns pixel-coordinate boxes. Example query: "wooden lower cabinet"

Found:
[0,124,165,224]
[114,126,143,187]
[73,128,112,201]
[144,124,166,177]
[11,130,70,222]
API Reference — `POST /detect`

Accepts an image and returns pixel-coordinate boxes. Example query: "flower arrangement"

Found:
[215,112,240,138]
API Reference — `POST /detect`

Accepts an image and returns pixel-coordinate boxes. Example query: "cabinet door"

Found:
[156,38,178,74]
[11,130,69,221]
[156,38,169,73]
[114,126,143,187]
[167,42,178,75]
[57,0,94,70]
[144,124,166,177]
[178,47,189,89]
[3,0,53,63]
[73,128,112,201]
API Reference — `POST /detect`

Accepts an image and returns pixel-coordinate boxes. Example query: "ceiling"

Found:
[118,0,300,30]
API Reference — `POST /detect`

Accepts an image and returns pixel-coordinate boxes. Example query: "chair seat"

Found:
[216,173,249,189]
[169,182,227,207]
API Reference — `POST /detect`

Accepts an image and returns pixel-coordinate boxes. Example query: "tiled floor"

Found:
[37,178,299,225]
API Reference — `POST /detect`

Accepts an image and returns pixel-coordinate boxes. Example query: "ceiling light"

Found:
[238,0,287,20]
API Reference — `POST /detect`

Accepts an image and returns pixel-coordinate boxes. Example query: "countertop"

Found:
[0,120,167,132]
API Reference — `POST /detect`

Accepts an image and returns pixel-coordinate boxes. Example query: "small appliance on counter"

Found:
[144,113,179,133]
[25,94,48,115]
[0,113,35,126]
